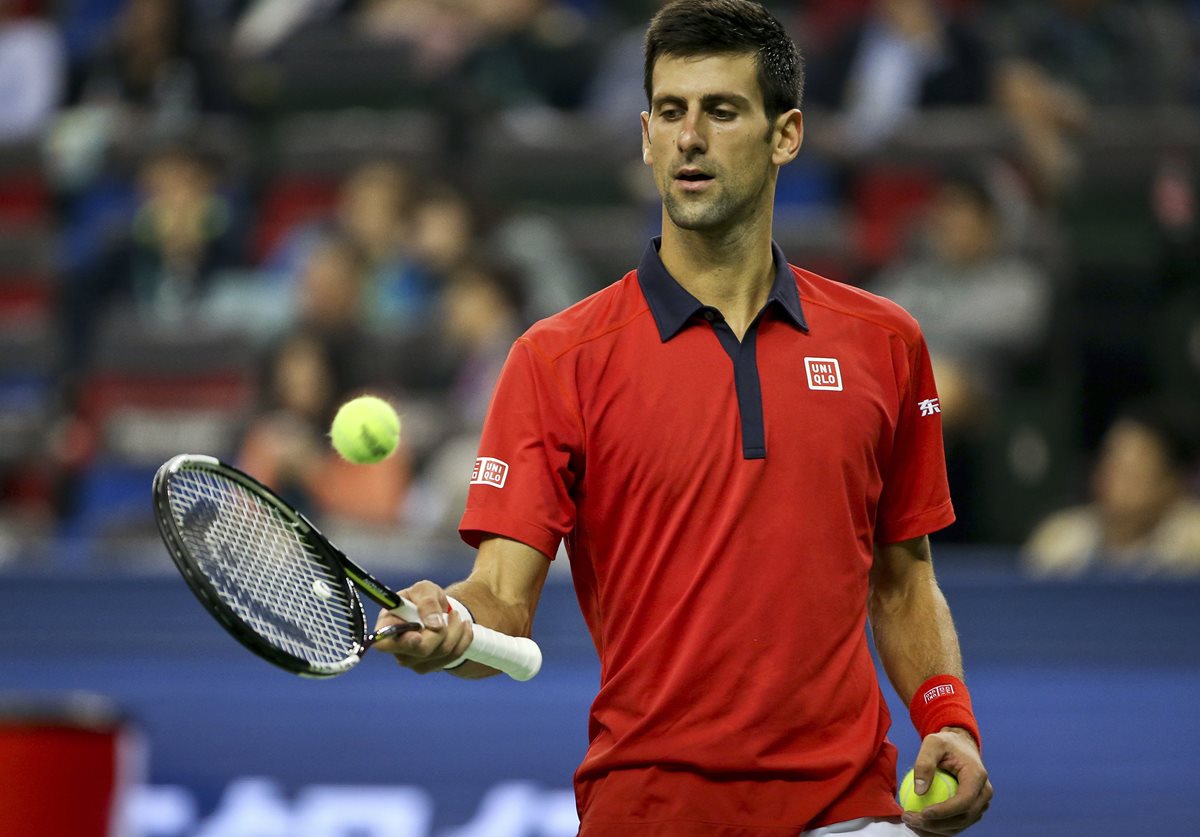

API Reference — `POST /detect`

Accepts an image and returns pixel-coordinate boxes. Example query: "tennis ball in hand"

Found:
[329,396,400,464]
[898,768,958,812]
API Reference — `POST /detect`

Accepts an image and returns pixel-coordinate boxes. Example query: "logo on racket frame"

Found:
[471,457,510,489]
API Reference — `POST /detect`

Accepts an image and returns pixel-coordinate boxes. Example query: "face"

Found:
[929,185,997,266]
[1093,420,1182,529]
[298,244,363,327]
[444,270,506,348]
[415,196,472,270]
[641,52,801,235]
[273,336,331,418]
[339,162,409,252]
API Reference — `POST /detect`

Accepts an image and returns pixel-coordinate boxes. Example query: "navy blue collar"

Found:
[636,237,808,341]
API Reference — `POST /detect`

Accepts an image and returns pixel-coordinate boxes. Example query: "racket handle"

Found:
[463,624,543,682]
[387,598,543,682]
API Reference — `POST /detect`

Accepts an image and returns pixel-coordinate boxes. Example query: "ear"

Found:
[641,111,653,166]
[771,109,804,167]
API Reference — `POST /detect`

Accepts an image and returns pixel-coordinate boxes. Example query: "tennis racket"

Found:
[152,453,542,681]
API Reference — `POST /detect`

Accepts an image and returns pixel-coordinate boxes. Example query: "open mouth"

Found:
[675,171,714,182]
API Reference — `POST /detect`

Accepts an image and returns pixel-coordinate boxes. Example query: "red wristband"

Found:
[908,674,981,751]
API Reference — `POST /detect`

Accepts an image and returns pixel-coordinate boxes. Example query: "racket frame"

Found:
[154,454,371,678]
[155,454,542,681]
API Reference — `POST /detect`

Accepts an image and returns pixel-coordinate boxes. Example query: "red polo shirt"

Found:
[460,239,955,835]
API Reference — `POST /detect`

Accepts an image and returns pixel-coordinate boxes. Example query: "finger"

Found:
[389,616,468,663]
[367,623,420,653]
[903,810,975,836]
[911,739,946,796]
[921,765,987,820]
[403,581,450,631]
[907,780,992,835]
[372,624,416,642]
[374,607,419,633]
[370,625,421,654]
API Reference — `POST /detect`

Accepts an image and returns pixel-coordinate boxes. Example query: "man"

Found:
[374,2,993,834]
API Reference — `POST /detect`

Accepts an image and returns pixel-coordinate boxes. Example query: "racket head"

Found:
[153,454,369,678]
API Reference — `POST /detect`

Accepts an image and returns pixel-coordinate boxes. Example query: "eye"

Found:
[711,109,736,121]
[659,108,682,121]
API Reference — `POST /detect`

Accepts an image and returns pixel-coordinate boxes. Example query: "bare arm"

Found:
[372,535,551,679]
[870,535,992,836]
[868,535,963,702]
[442,536,552,678]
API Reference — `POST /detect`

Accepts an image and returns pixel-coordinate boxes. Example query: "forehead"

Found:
[1104,421,1167,462]
[650,52,762,106]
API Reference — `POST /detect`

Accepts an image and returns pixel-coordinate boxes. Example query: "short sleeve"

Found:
[874,331,956,544]
[459,338,583,559]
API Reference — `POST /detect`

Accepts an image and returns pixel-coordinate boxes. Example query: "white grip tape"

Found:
[463,624,542,681]
[388,596,542,681]
[440,597,474,671]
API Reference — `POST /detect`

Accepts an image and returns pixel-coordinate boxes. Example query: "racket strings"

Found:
[167,469,360,666]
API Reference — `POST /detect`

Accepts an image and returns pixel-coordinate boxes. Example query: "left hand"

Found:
[902,726,992,836]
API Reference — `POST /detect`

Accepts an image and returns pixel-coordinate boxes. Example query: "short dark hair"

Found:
[940,169,999,220]
[643,0,804,122]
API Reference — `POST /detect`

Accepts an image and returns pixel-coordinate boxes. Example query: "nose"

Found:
[676,109,707,156]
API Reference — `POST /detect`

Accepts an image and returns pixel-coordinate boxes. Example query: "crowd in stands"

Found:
[1,0,1199,575]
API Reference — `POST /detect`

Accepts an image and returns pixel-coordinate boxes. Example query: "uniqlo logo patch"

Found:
[804,357,843,391]
[471,457,509,489]
[923,683,956,704]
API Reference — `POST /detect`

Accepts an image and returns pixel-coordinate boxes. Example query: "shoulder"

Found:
[791,265,924,345]
[518,272,648,363]
[1156,500,1200,571]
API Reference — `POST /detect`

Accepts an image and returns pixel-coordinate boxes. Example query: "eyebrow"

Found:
[652,92,754,111]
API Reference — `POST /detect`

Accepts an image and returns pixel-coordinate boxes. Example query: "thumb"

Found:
[405,581,450,631]
[912,744,941,796]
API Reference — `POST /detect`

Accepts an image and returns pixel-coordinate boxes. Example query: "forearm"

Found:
[871,547,992,830]
[443,536,549,679]
[446,576,537,637]
[869,538,964,704]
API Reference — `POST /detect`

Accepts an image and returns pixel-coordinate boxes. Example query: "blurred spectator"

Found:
[357,0,599,110]
[992,58,1088,205]
[264,160,442,335]
[406,261,527,534]
[354,0,478,76]
[231,0,345,58]
[465,0,599,111]
[60,144,244,372]
[586,0,664,122]
[442,261,527,429]
[1023,399,1200,577]
[0,0,65,141]
[989,0,1195,201]
[237,328,410,525]
[988,0,1191,107]
[805,0,992,152]
[73,0,225,122]
[870,170,1053,539]
[388,180,479,314]
[872,171,1051,422]
[293,231,370,335]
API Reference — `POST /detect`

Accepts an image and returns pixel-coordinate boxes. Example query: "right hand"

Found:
[370,580,474,674]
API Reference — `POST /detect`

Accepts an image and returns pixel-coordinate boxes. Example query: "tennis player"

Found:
[375,1,993,834]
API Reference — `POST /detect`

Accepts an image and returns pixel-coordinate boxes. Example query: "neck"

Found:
[658,205,776,339]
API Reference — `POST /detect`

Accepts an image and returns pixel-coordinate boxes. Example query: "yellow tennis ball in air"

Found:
[898,768,958,813]
[329,396,400,464]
